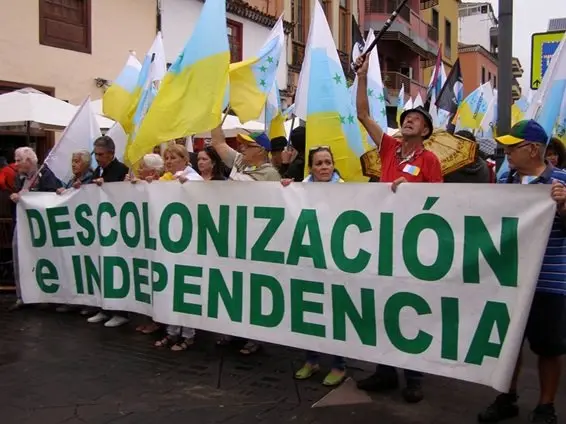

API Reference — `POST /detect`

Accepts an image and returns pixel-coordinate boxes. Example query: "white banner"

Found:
[17,182,555,391]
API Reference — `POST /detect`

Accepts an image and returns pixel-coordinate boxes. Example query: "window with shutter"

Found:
[227,19,243,62]
[39,0,92,54]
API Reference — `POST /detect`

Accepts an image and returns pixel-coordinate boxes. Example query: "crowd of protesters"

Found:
[1,57,565,424]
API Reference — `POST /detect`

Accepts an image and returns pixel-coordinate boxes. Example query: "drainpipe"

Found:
[495,0,513,170]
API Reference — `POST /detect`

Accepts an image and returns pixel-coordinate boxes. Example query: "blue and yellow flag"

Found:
[454,81,493,131]
[229,16,284,123]
[261,80,286,139]
[294,1,369,182]
[128,0,230,165]
[102,53,142,130]
[124,32,167,165]
[396,83,405,127]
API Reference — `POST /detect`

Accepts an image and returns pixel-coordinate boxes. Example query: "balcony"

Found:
[364,1,438,57]
[512,58,524,78]
[365,0,412,22]
[427,24,438,43]
[420,0,439,9]
[289,41,353,80]
[291,41,305,72]
[383,71,428,100]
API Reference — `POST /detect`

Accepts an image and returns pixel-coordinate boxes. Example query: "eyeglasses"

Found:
[503,142,533,153]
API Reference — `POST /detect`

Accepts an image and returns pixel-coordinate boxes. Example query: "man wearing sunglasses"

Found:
[477,120,566,424]
[354,56,442,404]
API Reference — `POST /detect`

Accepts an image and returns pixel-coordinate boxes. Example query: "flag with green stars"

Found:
[228,16,284,123]
[294,1,369,182]
[350,28,388,132]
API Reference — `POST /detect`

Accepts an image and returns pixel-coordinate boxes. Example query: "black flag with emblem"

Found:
[351,15,365,65]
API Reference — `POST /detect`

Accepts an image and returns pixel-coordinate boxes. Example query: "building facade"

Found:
[458,43,497,96]
[161,0,291,99]
[358,0,438,102]
[421,0,460,86]
[0,0,157,159]
[458,1,498,54]
[512,56,523,101]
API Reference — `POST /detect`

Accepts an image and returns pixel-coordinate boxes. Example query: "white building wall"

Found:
[458,13,492,51]
[161,0,287,89]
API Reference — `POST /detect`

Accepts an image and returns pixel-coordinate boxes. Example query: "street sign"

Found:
[530,30,565,90]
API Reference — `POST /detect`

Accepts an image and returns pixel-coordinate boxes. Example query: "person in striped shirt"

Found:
[478,120,566,424]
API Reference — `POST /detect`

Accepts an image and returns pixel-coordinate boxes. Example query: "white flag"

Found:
[44,96,101,184]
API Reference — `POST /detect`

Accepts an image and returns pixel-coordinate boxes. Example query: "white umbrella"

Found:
[0,88,113,130]
[90,98,103,115]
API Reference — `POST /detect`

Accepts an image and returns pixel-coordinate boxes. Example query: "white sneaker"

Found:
[87,312,109,323]
[104,315,129,328]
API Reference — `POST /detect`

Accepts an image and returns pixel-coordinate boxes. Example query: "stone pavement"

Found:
[1,295,564,424]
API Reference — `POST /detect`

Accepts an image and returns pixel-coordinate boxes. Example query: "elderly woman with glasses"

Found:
[281,146,346,387]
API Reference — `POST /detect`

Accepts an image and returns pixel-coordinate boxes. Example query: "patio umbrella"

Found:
[360,129,478,178]
[0,88,113,130]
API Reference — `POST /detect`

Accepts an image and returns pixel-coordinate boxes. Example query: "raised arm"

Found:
[210,126,237,168]
[356,56,384,149]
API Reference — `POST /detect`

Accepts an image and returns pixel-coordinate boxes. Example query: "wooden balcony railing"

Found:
[383,71,411,92]
[427,24,438,43]
[291,41,305,70]
[365,0,411,22]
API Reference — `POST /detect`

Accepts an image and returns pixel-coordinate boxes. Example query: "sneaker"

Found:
[477,393,519,423]
[87,312,109,324]
[322,369,346,387]
[402,379,424,403]
[8,299,24,312]
[104,315,129,328]
[357,370,399,392]
[529,404,557,423]
[295,363,320,380]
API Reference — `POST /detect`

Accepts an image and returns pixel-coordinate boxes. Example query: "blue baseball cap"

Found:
[496,119,549,145]
[237,132,271,151]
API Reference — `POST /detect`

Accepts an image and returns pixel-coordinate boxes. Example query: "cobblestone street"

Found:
[1,296,564,424]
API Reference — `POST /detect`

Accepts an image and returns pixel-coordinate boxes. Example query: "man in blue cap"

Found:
[477,120,566,424]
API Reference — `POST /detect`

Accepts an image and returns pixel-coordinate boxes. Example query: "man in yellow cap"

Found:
[210,126,280,182]
[477,119,566,424]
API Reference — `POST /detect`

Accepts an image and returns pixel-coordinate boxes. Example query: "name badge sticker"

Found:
[402,164,421,176]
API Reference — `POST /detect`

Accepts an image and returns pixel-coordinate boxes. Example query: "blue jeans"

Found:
[306,351,346,371]
[376,364,422,382]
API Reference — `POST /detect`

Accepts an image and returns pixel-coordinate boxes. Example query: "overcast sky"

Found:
[468,1,566,89]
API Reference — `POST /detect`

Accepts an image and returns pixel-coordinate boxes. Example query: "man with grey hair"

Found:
[8,146,61,311]
[92,135,128,184]
[87,136,129,327]
[128,153,164,182]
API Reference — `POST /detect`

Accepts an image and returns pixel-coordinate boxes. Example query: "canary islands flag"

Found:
[102,53,142,130]
[128,0,229,164]
[396,83,405,127]
[454,81,493,131]
[229,15,284,123]
[260,80,286,139]
[295,0,365,182]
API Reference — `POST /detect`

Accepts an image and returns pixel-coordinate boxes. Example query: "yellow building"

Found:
[421,0,460,86]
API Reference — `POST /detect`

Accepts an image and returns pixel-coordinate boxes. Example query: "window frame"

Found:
[444,18,452,58]
[339,0,349,53]
[227,19,243,63]
[481,66,486,84]
[39,0,92,54]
